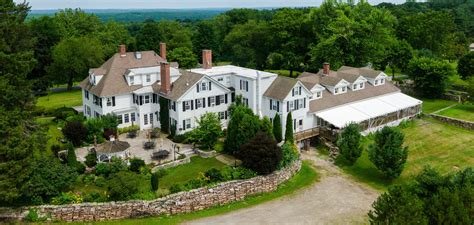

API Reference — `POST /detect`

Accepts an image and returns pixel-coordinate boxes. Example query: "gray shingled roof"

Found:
[298,71,344,87]
[79,51,165,97]
[160,70,204,101]
[309,82,400,112]
[263,76,298,101]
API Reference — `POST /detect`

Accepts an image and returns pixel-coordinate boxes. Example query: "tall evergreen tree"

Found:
[224,103,260,155]
[260,116,274,140]
[336,123,363,165]
[273,113,283,143]
[285,112,294,143]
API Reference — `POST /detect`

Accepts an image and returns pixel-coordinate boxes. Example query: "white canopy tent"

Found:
[315,93,422,129]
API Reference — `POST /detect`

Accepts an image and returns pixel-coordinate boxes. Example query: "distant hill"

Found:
[28,8,232,22]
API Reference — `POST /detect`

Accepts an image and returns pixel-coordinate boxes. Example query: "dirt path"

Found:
[186,150,380,225]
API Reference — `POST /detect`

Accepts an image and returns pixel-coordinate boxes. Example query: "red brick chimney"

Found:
[202,50,212,69]
[323,62,330,76]
[119,44,126,57]
[160,62,171,94]
[160,42,167,61]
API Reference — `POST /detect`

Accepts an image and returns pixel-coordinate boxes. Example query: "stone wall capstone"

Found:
[0,160,302,222]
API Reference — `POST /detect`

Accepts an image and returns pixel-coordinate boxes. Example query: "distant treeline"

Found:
[29,9,231,22]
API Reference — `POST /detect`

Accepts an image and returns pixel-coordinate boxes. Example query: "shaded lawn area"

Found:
[35,117,63,152]
[436,103,474,122]
[420,98,457,114]
[159,156,227,189]
[61,161,318,225]
[338,118,474,190]
[36,89,82,111]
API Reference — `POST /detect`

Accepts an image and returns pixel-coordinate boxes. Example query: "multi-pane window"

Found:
[145,95,150,104]
[219,112,225,120]
[186,119,191,129]
[201,82,207,91]
[294,87,300,95]
[353,84,357,90]
[107,98,112,106]
[316,91,322,98]
[196,99,203,108]
[335,88,339,94]
[130,76,134,85]
[144,114,148,125]
[360,83,364,88]
[289,101,294,111]
[240,80,249,91]
[124,114,129,123]
[271,100,278,111]
[242,97,249,106]
[381,79,385,84]
[118,114,123,124]
[84,90,89,99]
[342,86,346,92]
[219,95,225,104]
[375,80,379,85]
[185,101,191,110]
[210,96,216,106]
[131,113,135,122]
[217,77,224,81]
[146,74,151,82]
[298,99,304,109]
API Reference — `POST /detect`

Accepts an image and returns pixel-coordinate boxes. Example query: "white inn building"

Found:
[80,44,422,147]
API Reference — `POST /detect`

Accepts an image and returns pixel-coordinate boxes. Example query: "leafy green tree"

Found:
[85,151,97,168]
[279,141,299,169]
[224,102,260,155]
[22,156,78,204]
[62,120,88,147]
[369,186,428,224]
[260,116,274,140]
[159,97,170,133]
[0,0,46,205]
[168,47,197,69]
[379,40,413,78]
[192,20,220,60]
[457,51,474,80]
[48,36,104,90]
[368,126,408,179]
[187,112,223,150]
[336,123,363,165]
[273,113,283,143]
[285,112,294,143]
[129,158,145,173]
[237,132,282,175]
[407,57,454,98]
[54,8,102,38]
[107,171,140,200]
[136,20,192,53]
[95,21,134,58]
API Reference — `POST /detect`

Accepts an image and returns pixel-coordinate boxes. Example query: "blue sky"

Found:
[18,0,405,10]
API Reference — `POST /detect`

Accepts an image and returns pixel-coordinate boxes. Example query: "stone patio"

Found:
[76,130,194,164]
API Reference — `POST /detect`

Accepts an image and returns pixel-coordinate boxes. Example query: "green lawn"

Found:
[36,89,82,111]
[421,98,457,114]
[159,156,226,189]
[338,118,474,190]
[436,103,474,122]
[60,161,317,225]
[35,117,63,152]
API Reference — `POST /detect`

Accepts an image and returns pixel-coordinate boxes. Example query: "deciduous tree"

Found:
[187,112,223,150]
[237,132,282,175]
[407,57,454,98]
[168,47,197,69]
[457,51,474,80]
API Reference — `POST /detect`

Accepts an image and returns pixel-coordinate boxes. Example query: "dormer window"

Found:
[316,91,322,98]
[359,83,364,89]
[381,79,385,84]
[353,84,357,90]
[146,74,151,82]
[375,79,379,85]
[293,87,301,96]
[335,88,339,94]
[342,86,346,92]
[130,76,135,85]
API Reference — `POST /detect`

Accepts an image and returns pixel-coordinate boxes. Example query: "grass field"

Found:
[36,89,82,111]
[159,156,227,189]
[421,98,457,114]
[338,118,474,190]
[436,103,474,122]
[35,117,63,152]
[60,161,317,225]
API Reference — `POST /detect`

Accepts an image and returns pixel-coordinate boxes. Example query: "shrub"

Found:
[65,114,85,123]
[260,116,274,140]
[83,191,106,203]
[279,141,299,169]
[50,192,83,205]
[285,112,294,143]
[336,123,363,165]
[52,107,77,121]
[237,132,282,175]
[154,169,168,178]
[85,151,97,168]
[94,176,106,187]
[151,172,160,191]
[368,126,408,179]
[95,157,127,177]
[129,158,145,173]
[100,113,119,131]
[62,121,88,147]
[24,209,47,222]
[85,118,105,144]
[169,123,177,138]
[82,174,96,185]
[172,134,188,143]
[204,168,224,183]
[117,125,139,134]
[457,51,474,80]
[273,113,283,143]
[75,163,86,174]
[186,113,223,150]
[107,171,140,201]
[169,184,183,194]
[221,167,257,180]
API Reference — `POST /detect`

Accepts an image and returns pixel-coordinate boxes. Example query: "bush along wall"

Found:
[0,160,301,222]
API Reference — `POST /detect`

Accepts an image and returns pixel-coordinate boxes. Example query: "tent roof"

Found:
[315,93,422,128]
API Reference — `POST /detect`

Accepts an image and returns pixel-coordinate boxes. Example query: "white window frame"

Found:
[298,99,304,109]
[342,86,346,92]
[219,112,225,120]
[219,95,225,104]
[334,88,339,94]
[145,95,150,104]
[118,114,123,124]
[130,76,134,85]
[316,91,322,98]
[196,99,202,108]
[375,79,379,85]
[185,101,191,110]
[201,82,207,91]
[124,113,129,123]
[146,74,151,82]
[271,100,278,111]
[144,114,148,125]
[360,82,364,89]
[217,77,224,82]
[381,78,385,84]
[107,97,112,106]
[293,87,300,95]
[210,96,216,106]
[353,84,357,90]
[289,101,294,111]
[185,119,191,129]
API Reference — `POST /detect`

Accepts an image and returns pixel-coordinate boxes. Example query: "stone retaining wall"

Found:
[194,149,217,158]
[1,160,301,222]
[151,157,191,171]
[429,114,474,130]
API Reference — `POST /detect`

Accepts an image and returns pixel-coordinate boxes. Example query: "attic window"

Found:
[135,52,142,59]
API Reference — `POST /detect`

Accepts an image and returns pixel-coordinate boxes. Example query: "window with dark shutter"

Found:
[299,86,302,95]
[195,99,198,109]
[182,102,186,112]
[246,81,248,92]
[225,111,228,119]
[139,96,143,105]
[292,88,295,96]
[240,80,242,90]
[112,97,115,106]
[216,96,220,105]
[277,101,280,112]
[304,98,306,108]
[197,84,200,93]
[209,82,211,90]
[203,98,206,108]
[183,120,185,130]
[295,99,298,110]
[225,94,228,104]
[270,99,273,110]
[287,102,289,112]
[208,97,211,107]
[191,100,194,110]
[100,98,103,107]
[231,93,235,102]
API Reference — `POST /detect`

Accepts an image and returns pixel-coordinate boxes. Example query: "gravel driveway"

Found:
[186,150,380,225]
